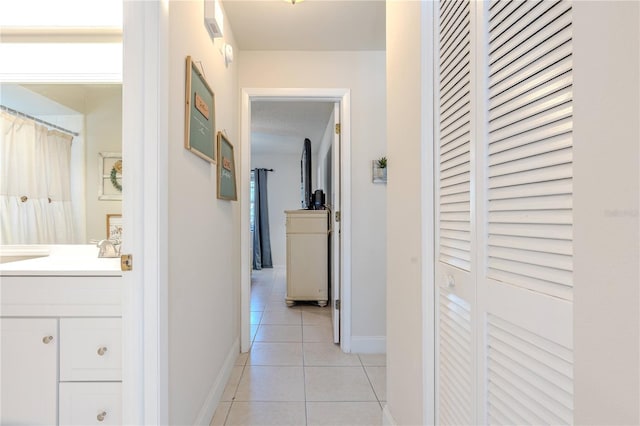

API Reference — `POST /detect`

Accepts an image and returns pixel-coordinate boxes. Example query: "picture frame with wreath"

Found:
[98,152,123,200]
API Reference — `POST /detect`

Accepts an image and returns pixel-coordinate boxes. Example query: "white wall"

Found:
[251,153,301,267]
[167,1,240,424]
[385,2,426,424]
[573,1,640,423]
[84,86,122,242]
[239,51,387,347]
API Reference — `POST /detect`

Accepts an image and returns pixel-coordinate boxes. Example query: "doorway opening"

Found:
[240,88,352,354]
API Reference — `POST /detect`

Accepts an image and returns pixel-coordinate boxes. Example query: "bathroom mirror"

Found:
[0,83,122,244]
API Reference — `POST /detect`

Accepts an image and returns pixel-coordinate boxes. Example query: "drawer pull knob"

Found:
[42,336,54,344]
[97,411,107,422]
[97,347,108,356]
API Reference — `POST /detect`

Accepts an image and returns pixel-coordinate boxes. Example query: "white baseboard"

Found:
[194,338,240,425]
[382,404,397,426]
[350,336,386,354]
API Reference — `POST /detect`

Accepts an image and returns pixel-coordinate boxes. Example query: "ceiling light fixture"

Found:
[285,0,304,4]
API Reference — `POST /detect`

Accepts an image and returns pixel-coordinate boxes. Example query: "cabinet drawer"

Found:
[59,382,122,425]
[60,318,122,381]
[286,213,328,234]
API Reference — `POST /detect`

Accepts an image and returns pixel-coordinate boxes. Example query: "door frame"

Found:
[122,1,169,424]
[421,1,437,425]
[240,88,352,353]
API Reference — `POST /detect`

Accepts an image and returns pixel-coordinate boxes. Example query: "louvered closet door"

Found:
[435,0,575,424]
[435,0,475,424]
[480,0,574,424]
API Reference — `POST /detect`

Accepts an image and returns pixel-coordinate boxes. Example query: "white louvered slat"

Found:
[489,133,571,166]
[488,234,571,255]
[440,122,470,151]
[438,292,472,425]
[488,257,571,285]
[488,118,571,155]
[441,133,471,162]
[441,190,470,204]
[488,103,572,144]
[489,87,572,132]
[489,0,545,46]
[489,179,572,200]
[488,222,571,240]
[489,58,572,111]
[487,268,572,300]
[487,314,574,425]
[490,1,569,62]
[438,0,471,272]
[489,29,572,89]
[488,163,572,189]
[489,246,572,271]
[487,0,573,300]
[440,220,470,232]
[488,148,571,178]
[489,73,572,122]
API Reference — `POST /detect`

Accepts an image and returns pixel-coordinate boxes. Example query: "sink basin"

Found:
[0,245,50,264]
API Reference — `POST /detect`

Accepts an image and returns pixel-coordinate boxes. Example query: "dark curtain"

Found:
[252,168,273,269]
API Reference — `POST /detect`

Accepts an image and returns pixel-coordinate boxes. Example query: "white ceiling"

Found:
[251,101,334,155]
[228,1,385,157]
[222,0,385,51]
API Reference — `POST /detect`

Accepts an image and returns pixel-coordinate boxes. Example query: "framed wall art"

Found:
[106,214,123,242]
[184,55,216,163]
[98,152,122,200]
[216,132,237,201]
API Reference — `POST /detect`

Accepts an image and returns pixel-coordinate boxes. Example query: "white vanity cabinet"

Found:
[0,272,122,426]
[1,318,58,425]
[285,210,329,306]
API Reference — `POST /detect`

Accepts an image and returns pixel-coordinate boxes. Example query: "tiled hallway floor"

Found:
[210,268,386,426]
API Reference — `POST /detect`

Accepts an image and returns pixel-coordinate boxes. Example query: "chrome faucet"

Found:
[97,239,120,258]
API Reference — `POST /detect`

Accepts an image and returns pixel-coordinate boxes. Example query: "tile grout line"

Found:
[361,358,383,404]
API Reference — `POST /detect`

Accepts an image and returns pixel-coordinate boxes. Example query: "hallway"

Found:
[210,268,386,425]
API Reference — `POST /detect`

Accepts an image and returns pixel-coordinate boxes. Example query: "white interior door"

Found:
[435,0,476,423]
[434,1,575,424]
[479,1,574,423]
[331,102,341,344]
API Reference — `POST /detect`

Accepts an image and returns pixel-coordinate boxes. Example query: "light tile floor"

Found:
[210,268,386,426]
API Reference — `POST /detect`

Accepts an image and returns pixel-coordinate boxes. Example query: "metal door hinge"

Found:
[335,299,341,310]
[335,123,341,134]
[121,254,133,271]
[335,211,341,222]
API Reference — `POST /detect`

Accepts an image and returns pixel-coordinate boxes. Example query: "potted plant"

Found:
[373,156,387,183]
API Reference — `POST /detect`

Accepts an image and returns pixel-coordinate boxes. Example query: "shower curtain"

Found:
[0,111,75,244]
[252,168,273,270]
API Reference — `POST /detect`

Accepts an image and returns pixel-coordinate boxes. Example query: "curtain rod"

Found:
[0,104,80,137]
[251,168,274,172]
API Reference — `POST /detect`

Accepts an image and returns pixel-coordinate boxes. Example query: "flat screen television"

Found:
[300,138,312,209]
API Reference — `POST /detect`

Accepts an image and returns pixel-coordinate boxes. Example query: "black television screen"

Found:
[301,138,312,209]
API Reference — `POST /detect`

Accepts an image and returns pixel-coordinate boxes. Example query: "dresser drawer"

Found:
[286,211,328,234]
[60,318,122,381]
[59,382,121,425]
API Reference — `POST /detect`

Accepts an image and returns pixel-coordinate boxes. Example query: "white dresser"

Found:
[285,210,329,307]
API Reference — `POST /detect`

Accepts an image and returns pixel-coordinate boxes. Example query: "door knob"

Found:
[42,335,54,344]
[446,274,455,288]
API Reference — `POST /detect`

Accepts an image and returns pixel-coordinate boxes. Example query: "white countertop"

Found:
[0,245,122,277]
